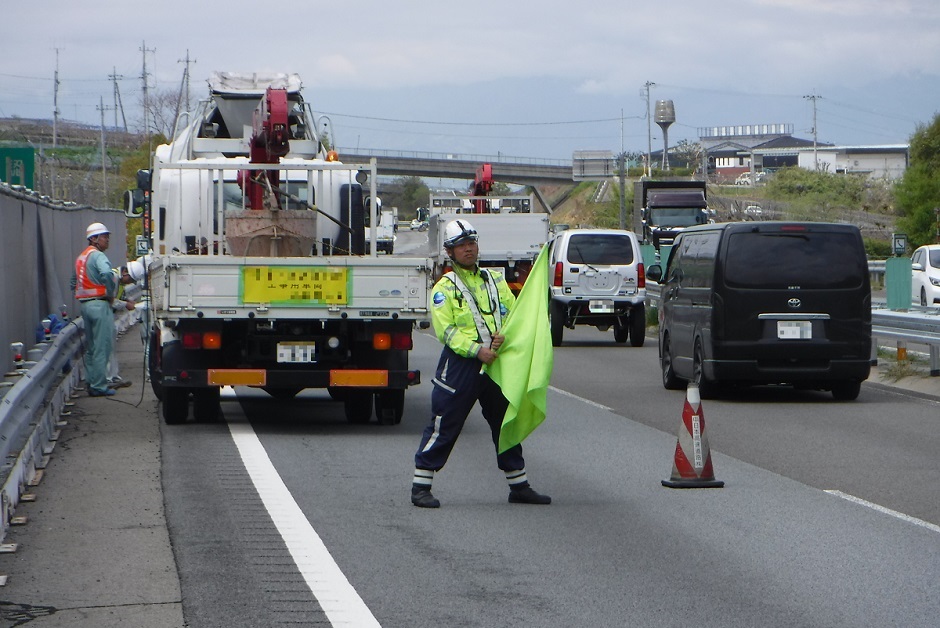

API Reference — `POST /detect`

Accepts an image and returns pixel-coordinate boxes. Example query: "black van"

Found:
[647,222,871,400]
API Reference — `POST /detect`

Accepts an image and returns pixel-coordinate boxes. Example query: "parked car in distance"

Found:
[911,244,940,306]
[546,228,647,347]
[410,218,428,231]
[647,221,871,400]
[744,205,763,219]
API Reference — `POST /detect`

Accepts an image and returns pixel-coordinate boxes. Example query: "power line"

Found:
[319,111,641,127]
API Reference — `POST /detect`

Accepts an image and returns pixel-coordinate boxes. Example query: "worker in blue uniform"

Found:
[411,219,551,508]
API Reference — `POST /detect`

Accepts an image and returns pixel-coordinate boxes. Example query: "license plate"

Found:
[777,320,812,340]
[277,341,317,363]
[589,299,615,314]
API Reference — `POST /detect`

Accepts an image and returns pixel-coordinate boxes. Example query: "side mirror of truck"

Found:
[124,189,145,218]
[125,169,152,218]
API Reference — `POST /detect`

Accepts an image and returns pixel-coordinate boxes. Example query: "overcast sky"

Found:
[2,0,938,160]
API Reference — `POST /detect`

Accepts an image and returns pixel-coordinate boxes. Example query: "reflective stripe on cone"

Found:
[662,384,724,489]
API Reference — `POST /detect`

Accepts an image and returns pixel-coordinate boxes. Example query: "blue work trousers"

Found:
[81,299,114,395]
[415,347,525,472]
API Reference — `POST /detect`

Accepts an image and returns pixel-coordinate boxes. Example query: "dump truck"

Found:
[634,180,709,249]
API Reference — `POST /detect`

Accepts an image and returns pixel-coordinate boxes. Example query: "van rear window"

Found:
[566,234,635,265]
[724,231,863,289]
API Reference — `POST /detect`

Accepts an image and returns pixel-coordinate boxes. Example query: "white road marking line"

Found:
[825,489,940,534]
[548,386,613,411]
[220,387,381,627]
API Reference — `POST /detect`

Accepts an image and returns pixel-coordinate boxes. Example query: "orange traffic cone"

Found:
[662,384,724,488]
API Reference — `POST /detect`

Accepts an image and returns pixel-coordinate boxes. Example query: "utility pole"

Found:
[644,81,655,178]
[803,92,821,170]
[97,96,114,206]
[109,67,128,132]
[178,50,196,114]
[618,152,627,230]
[140,41,155,138]
[52,47,61,199]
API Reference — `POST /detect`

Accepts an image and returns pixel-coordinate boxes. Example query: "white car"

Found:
[546,228,647,347]
[911,244,940,306]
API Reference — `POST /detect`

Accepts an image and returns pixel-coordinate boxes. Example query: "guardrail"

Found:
[0,305,139,543]
[871,307,940,376]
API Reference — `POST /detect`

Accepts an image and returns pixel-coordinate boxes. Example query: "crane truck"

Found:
[428,164,550,293]
[126,72,430,426]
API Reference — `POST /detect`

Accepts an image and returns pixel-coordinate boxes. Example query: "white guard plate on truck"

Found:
[277,341,317,363]
[777,320,812,340]
[589,299,615,314]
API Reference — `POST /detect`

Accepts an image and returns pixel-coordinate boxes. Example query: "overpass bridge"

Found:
[336,147,576,213]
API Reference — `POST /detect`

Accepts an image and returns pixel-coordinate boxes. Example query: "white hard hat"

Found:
[86,222,110,239]
[442,219,478,248]
[127,260,145,282]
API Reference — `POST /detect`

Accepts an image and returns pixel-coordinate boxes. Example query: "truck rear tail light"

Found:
[182,331,222,350]
[202,331,222,349]
[373,333,391,350]
[392,332,413,350]
[553,262,564,287]
[637,263,646,289]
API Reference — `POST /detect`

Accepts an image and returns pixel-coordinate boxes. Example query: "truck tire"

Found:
[163,388,189,424]
[550,300,565,347]
[148,332,163,401]
[375,390,404,425]
[630,304,646,347]
[193,388,222,422]
[344,393,373,424]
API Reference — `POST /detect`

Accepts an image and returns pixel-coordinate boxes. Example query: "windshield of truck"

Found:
[566,234,635,265]
[220,181,311,211]
[650,208,706,227]
[724,230,864,289]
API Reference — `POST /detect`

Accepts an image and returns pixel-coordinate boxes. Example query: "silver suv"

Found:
[546,228,647,347]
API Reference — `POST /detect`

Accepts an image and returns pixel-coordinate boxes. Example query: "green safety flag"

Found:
[485,245,554,453]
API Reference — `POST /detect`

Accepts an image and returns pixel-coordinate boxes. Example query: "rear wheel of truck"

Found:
[630,304,646,347]
[344,393,373,424]
[148,332,163,401]
[163,388,189,424]
[375,390,405,425]
[193,388,222,422]
[550,300,565,347]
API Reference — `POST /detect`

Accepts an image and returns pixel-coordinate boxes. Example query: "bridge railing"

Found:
[337,147,571,168]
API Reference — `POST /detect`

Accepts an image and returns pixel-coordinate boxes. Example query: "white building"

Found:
[796,144,909,180]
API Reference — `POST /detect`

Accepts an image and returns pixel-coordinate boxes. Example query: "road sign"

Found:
[135,236,150,257]
[892,233,907,256]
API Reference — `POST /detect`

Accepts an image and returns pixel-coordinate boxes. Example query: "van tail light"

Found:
[637,263,646,289]
[553,262,564,287]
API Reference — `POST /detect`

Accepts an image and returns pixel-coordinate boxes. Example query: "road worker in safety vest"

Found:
[71,222,119,397]
[410,218,551,508]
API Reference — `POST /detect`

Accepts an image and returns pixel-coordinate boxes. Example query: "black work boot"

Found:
[411,487,440,508]
[508,484,552,505]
